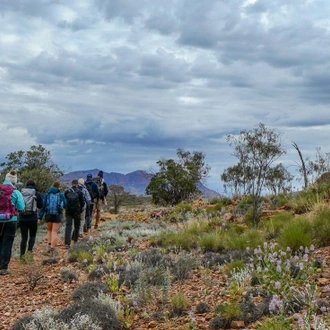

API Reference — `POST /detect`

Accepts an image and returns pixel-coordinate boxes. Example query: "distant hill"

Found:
[60,169,220,198]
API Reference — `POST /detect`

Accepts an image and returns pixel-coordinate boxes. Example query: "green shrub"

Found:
[270,193,289,209]
[238,195,254,208]
[174,202,193,213]
[278,216,313,251]
[214,301,241,319]
[227,259,245,274]
[223,228,265,250]
[256,316,292,329]
[261,211,293,239]
[199,232,224,252]
[312,205,330,247]
[170,293,190,316]
[288,188,324,214]
[244,206,261,227]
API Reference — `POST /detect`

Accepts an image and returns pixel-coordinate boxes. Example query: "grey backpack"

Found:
[21,188,37,215]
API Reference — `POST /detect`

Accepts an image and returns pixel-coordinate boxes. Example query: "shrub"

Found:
[88,265,110,281]
[199,232,224,252]
[21,263,44,291]
[223,228,265,250]
[196,301,210,314]
[226,259,245,274]
[71,282,110,302]
[288,187,323,214]
[61,266,79,283]
[169,293,190,317]
[311,204,330,247]
[117,261,143,288]
[261,211,293,239]
[57,300,121,330]
[171,251,200,281]
[278,217,313,251]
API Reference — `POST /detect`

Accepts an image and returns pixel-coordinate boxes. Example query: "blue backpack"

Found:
[46,192,63,215]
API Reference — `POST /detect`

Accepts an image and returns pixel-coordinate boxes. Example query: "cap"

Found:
[87,173,92,178]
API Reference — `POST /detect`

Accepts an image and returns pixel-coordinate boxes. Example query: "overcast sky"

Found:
[1,0,330,193]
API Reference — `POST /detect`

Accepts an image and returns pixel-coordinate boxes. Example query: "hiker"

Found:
[19,179,43,259]
[39,180,66,257]
[77,178,92,236]
[92,170,108,229]
[85,173,99,230]
[64,179,85,248]
[0,170,25,275]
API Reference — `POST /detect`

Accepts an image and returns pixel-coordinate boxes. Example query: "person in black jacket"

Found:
[64,179,85,248]
[18,179,43,259]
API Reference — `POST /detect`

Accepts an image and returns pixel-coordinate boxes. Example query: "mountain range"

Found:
[60,169,220,198]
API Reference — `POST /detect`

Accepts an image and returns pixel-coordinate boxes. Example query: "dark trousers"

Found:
[85,205,93,229]
[64,212,81,246]
[0,221,17,270]
[19,221,38,256]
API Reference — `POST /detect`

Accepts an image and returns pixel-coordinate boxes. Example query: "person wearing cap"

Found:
[84,174,99,230]
[0,170,25,275]
[77,178,92,236]
[93,170,109,229]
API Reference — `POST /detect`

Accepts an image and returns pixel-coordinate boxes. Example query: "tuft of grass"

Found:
[170,292,190,317]
[199,232,224,252]
[278,216,313,251]
[311,204,330,247]
[261,211,293,239]
[222,227,265,250]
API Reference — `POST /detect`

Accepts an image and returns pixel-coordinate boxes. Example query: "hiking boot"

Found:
[64,244,70,249]
[94,225,98,229]
[83,223,87,233]
[0,269,10,275]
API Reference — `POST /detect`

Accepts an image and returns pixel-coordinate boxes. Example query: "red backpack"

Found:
[0,184,17,220]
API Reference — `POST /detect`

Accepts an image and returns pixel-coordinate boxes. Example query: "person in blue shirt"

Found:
[39,181,67,257]
[0,170,25,275]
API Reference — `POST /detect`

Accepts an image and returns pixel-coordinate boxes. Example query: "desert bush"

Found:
[256,316,292,329]
[71,282,110,302]
[196,301,210,314]
[199,232,224,252]
[226,258,245,274]
[222,228,265,250]
[270,193,289,209]
[155,230,197,250]
[288,187,324,214]
[174,201,193,213]
[260,211,293,239]
[134,248,172,268]
[212,301,241,328]
[171,251,200,281]
[169,292,190,317]
[278,217,313,251]
[57,300,121,330]
[88,265,110,281]
[244,206,261,227]
[61,266,79,283]
[311,204,330,247]
[201,252,229,268]
[117,260,143,287]
[21,263,44,291]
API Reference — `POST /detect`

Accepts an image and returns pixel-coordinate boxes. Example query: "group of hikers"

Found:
[0,170,108,275]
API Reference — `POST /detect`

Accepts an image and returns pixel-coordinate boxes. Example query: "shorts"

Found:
[45,214,62,223]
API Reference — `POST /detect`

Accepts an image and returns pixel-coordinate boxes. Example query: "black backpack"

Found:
[85,181,96,199]
[65,188,80,214]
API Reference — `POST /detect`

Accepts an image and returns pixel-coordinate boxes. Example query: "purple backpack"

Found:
[0,184,17,220]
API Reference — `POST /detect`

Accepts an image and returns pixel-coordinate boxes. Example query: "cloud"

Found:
[1,0,330,192]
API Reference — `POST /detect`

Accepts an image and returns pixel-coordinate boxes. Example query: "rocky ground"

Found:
[1,209,330,330]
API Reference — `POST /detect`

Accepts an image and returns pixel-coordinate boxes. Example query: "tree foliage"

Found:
[108,185,130,214]
[221,123,286,226]
[145,148,210,206]
[0,145,63,193]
